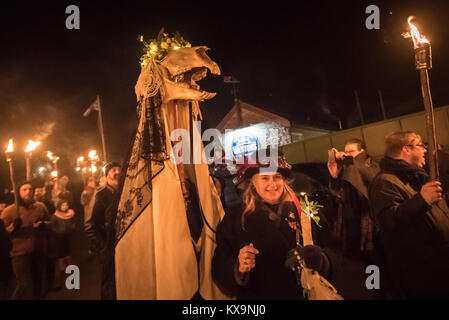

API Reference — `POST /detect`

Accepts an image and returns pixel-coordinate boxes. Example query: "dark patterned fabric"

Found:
[115,92,170,244]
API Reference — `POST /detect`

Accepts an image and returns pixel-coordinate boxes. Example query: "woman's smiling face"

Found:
[253,172,285,204]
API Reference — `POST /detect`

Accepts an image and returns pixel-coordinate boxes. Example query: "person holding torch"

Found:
[0,181,50,299]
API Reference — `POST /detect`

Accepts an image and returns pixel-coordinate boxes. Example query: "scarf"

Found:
[379,156,429,191]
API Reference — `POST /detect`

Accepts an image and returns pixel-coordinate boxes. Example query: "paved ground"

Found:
[44,181,102,300]
[43,227,102,300]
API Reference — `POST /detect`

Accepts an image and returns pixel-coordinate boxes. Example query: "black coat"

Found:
[0,219,12,281]
[84,184,115,253]
[212,201,329,300]
[329,151,379,255]
[369,157,449,298]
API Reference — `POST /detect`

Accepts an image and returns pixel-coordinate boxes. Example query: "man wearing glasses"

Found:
[369,131,449,298]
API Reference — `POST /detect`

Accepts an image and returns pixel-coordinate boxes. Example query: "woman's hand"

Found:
[238,243,259,273]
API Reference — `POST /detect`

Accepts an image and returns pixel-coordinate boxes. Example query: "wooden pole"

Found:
[7,159,19,219]
[97,96,108,163]
[378,89,387,120]
[354,90,365,125]
[414,43,438,181]
[419,68,439,181]
[26,154,31,181]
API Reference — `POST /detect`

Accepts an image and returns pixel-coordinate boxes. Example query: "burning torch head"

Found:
[5,139,14,161]
[403,16,432,70]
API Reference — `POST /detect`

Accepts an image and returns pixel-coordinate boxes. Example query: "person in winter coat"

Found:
[369,131,449,299]
[0,218,12,299]
[80,176,97,228]
[50,199,76,289]
[0,181,50,299]
[85,161,121,300]
[327,139,380,258]
[212,153,333,300]
[32,178,57,295]
[51,176,72,207]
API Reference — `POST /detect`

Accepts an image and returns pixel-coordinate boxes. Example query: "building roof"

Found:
[216,100,291,132]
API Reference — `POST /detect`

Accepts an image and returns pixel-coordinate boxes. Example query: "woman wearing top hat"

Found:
[212,152,333,299]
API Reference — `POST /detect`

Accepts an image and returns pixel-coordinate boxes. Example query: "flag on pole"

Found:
[83,95,108,163]
[83,96,100,117]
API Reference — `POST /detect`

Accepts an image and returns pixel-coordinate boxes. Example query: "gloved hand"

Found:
[297,245,330,276]
[13,218,23,231]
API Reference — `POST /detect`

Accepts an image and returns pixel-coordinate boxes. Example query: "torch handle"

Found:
[26,155,31,181]
[8,161,19,219]
[419,69,439,181]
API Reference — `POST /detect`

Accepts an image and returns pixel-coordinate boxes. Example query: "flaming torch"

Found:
[25,140,41,180]
[403,16,438,180]
[5,139,19,218]
[88,150,99,177]
[47,151,60,178]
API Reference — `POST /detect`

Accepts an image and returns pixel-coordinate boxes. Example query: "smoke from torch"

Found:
[33,122,56,142]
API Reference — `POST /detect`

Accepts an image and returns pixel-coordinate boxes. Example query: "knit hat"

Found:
[104,161,121,176]
[17,180,33,192]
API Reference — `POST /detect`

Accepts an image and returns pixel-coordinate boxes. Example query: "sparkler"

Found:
[403,16,438,180]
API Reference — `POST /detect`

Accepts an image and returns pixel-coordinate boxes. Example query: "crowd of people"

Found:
[0,161,122,300]
[210,131,449,299]
[1,130,449,300]
[0,176,75,299]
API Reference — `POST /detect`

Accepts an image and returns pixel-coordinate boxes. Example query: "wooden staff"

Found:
[5,141,19,219]
[25,153,31,181]
[415,43,438,180]
[405,17,439,180]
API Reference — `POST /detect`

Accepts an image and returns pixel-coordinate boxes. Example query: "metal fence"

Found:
[282,105,449,164]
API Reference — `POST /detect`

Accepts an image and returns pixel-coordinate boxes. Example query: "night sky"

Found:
[1,0,449,186]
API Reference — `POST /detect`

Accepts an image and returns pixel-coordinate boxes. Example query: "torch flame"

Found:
[403,16,430,48]
[88,150,99,161]
[5,139,14,153]
[25,140,41,153]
